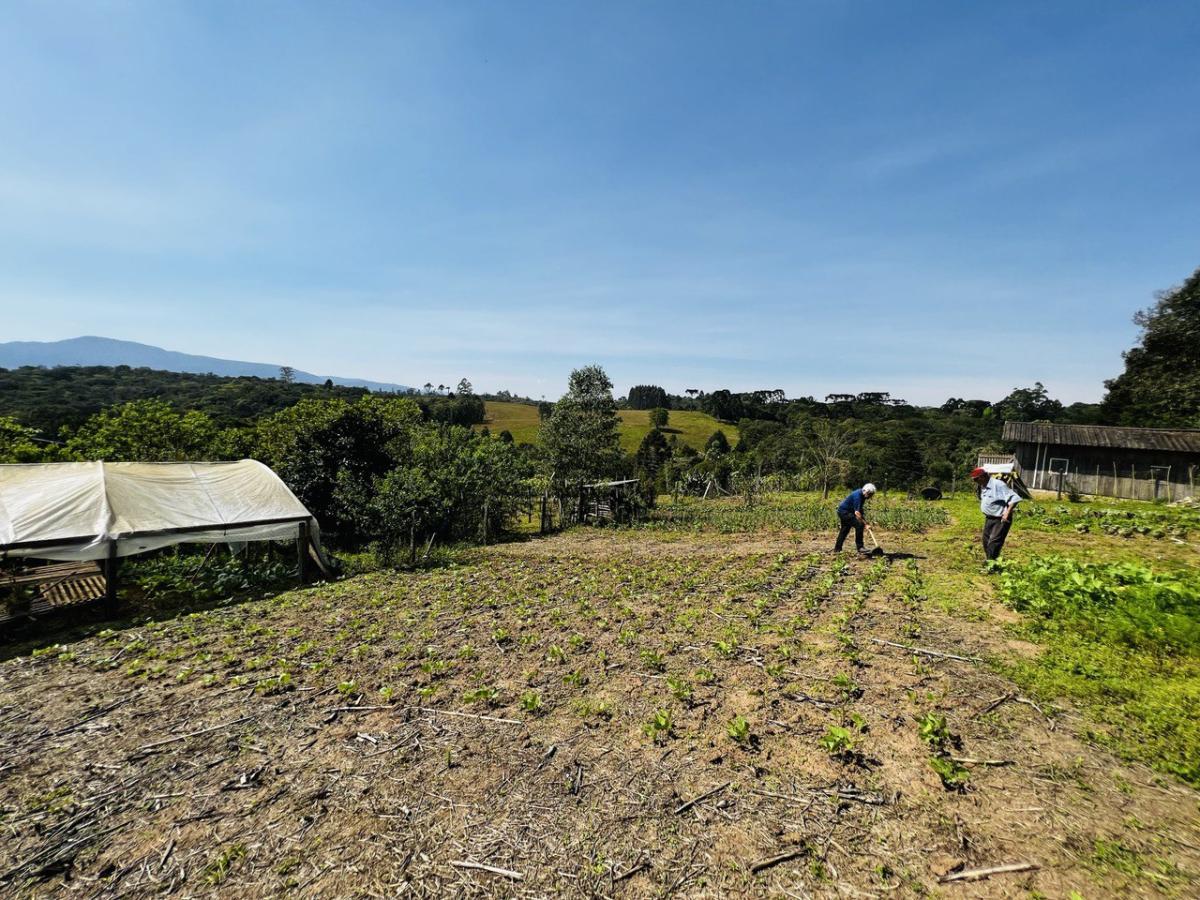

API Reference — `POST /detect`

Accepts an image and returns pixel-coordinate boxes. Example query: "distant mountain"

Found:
[0,336,411,393]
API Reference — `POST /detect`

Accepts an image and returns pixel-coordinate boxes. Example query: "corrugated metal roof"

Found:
[1003,422,1200,453]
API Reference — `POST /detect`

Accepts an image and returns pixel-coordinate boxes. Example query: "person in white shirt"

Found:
[970,466,1020,561]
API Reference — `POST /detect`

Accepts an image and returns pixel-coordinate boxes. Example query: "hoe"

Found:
[864,524,887,557]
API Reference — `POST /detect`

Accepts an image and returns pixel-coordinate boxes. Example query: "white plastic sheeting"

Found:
[0,460,317,561]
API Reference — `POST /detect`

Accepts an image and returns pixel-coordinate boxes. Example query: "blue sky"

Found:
[1,1,1197,403]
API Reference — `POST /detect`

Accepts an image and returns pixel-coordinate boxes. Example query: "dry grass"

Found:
[1,524,1198,897]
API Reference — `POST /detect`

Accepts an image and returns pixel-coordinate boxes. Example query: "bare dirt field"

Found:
[1,520,1198,897]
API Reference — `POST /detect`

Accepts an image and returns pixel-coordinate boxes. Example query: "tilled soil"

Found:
[0,530,1197,897]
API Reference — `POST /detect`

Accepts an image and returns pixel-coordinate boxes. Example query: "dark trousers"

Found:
[982,514,1012,560]
[835,513,864,551]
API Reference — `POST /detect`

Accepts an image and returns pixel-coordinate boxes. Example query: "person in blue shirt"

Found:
[834,483,876,553]
[971,466,1020,561]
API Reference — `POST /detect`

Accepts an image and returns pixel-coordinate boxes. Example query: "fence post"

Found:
[296,521,309,584]
[103,540,120,618]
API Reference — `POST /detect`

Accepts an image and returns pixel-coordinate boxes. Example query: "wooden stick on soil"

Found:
[869,638,980,663]
[414,707,523,726]
[674,781,730,815]
[134,716,252,753]
[450,860,524,880]
[750,846,808,873]
[939,862,1038,883]
[612,859,650,882]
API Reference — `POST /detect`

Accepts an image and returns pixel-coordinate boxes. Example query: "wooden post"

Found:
[296,521,309,584]
[103,540,120,618]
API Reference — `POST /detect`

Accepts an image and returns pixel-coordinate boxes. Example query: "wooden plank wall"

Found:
[1030,464,1197,501]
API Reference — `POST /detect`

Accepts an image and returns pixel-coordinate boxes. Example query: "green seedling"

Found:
[916,712,950,749]
[640,648,666,672]
[929,756,970,790]
[462,686,498,705]
[820,725,855,756]
[714,639,738,658]
[666,675,692,702]
[643,708,673,743]
[727,715,752,744]
[832,672,859,699]
[520,690,544,713]
[203,844,247,886]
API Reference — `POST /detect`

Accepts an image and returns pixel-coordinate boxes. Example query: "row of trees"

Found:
[623,263,1200,430]
[0,394,530,555]
[2,263,1195,552]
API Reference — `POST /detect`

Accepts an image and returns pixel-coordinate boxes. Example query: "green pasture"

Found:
[477,401,739,453]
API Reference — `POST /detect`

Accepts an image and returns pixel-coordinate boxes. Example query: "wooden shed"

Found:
[579,479,644,525]
[1003,421,1200,501]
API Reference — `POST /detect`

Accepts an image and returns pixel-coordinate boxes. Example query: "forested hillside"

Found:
[0,366,371,433]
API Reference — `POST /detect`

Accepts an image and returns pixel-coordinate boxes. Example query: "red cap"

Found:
[970,467,987,479]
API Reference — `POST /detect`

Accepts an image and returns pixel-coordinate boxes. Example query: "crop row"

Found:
[643,493,948,534]
[1021,502,1197,540]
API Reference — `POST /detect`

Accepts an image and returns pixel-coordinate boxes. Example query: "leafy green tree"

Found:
[1102,265,1200,426]
[705,430,731,455]
[427,376,486,426]
[634,427,672,503]
[63,399,219,461]
[372,425,530,557]
[0,416,48,463]
[540,365,622,499]
[702,389,744,422]
[253,395,422,543]
[699,430,734,492]
[649,407,669,429]
[851,421,923,489]
[995,382,1063,422]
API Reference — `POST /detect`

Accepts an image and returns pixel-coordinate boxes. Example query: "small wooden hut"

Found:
[1003,422,1200,501]
[579,479,644,525]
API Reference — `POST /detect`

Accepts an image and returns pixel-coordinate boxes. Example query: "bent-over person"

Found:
[971,466,1019,561]
[834,483,876,553]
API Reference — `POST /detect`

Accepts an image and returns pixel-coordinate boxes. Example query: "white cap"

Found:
[862,483,876,495]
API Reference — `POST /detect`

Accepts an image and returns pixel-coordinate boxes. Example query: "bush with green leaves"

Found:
[253,395,423,543]
[62,399,220,462]
[371,424,531,558]
[0,416,50,463]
